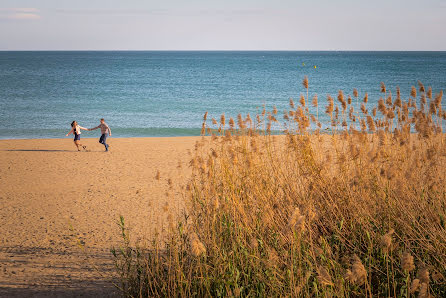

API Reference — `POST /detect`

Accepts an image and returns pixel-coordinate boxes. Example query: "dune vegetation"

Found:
[112,78,445,297]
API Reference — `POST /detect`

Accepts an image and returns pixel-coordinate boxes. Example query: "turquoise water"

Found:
[0,51,445,139]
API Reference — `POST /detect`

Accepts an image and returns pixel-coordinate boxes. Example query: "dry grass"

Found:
[112,79,446,297]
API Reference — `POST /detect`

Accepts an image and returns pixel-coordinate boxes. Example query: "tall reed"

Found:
[112,78,446,297]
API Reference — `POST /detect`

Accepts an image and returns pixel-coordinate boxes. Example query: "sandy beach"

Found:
[0,137,199,297]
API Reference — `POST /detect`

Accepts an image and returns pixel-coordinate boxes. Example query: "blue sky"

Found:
[0,0,445,50]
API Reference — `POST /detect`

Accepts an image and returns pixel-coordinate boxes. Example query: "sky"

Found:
[0,0,445,51]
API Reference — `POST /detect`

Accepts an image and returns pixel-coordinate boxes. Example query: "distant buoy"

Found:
[302,63,305,66]
[314,65,317,69]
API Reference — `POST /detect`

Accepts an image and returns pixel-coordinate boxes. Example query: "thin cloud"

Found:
[7,13,40,20]
[0,7,40,20]
[0,8,39,13]
[55,9,169,16]
[54,8,274,17]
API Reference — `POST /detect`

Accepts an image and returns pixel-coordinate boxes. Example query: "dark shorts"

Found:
[99,133,108,144]
[74,134,80,141]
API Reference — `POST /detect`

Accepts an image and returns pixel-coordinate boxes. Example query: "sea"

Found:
[0,51,445,139]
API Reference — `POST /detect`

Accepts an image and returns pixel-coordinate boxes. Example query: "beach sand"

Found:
[0,137,200,297]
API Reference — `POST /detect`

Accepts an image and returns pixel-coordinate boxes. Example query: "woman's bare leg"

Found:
[74,140,82,151]
[75,140,87,151]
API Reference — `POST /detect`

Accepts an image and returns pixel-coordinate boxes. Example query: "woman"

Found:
[66,121,89,151]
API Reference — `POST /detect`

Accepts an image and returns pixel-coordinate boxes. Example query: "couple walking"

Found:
[66,118,111,152]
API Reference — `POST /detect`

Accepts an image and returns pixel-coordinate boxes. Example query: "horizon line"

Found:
[1,49,446,52]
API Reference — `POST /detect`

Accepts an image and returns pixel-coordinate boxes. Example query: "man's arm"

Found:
[89,125,100,131]
[107,125,111,136]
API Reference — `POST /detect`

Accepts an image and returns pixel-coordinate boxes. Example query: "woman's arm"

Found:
[66,128,74,136]
[79,126,89,131]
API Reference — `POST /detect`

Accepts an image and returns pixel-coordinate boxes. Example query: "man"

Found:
[89,118,111,151]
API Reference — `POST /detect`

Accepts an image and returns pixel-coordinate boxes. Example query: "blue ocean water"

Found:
[0,51,445,139]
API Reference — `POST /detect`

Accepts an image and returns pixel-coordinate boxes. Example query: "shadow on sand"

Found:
[0,285,118,298]
[0,245,118,297]
[3,149,104,152]
[3,149,73,152]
